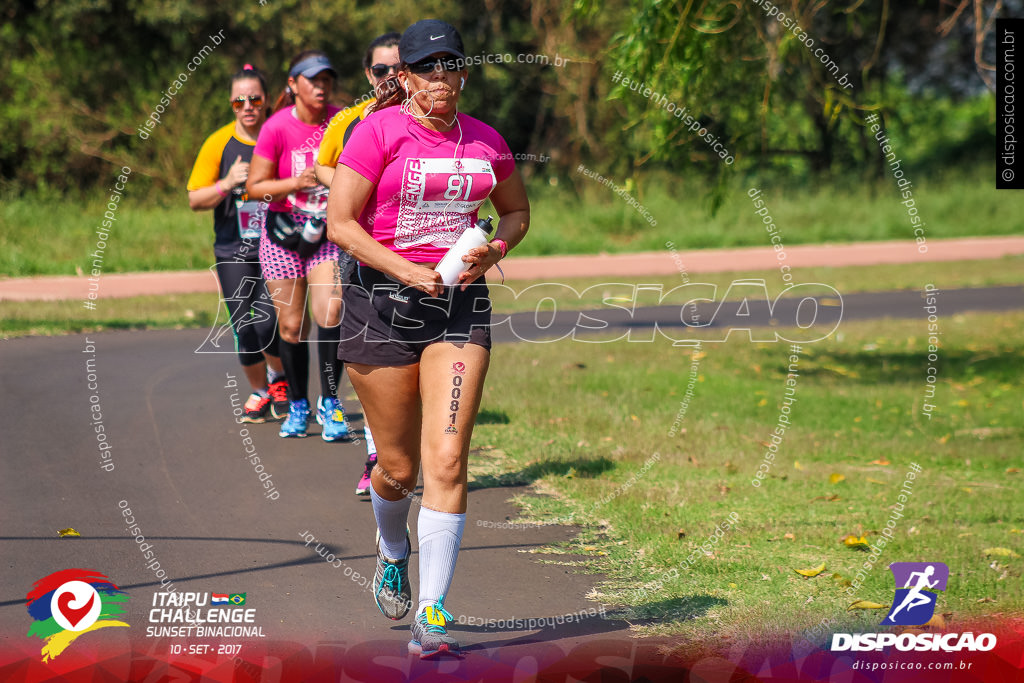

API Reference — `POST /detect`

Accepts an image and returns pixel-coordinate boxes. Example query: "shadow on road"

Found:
[0,536,586,609]
[468,456,615,491]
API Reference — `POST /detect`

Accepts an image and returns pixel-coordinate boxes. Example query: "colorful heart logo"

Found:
[56,590,95,628]
[48,580,101,632]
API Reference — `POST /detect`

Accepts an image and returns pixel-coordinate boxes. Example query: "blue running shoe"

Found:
[279,398,310,438]
[316,396,350,442]
[409,596,460,659]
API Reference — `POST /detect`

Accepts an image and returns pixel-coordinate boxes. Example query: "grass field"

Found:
[2,168,1020,276]
[2,257,1022,338]
[468,309,1023,656]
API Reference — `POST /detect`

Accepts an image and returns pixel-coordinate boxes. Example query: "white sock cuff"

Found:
[418,507,466,535]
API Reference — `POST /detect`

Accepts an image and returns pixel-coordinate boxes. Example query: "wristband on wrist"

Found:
[492,239,508,259]
[214,180,228,197]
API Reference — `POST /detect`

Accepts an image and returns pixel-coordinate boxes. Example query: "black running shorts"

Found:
[337,265,492,367]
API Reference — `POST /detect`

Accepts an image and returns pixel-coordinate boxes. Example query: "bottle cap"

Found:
[476,215,495,234]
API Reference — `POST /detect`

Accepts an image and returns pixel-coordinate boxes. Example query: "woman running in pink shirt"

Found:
[327,20,530,659]
[248,51,350,441]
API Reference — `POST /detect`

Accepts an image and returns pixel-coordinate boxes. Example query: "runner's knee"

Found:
[374,461,418,495]
[278,324,303,344]
[423,449,466,488]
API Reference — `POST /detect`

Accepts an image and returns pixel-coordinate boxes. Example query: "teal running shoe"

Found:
[316,396,350,442]
[279,398,310,438]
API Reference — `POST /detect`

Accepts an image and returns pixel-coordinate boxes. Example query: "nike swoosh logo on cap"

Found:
[430,34,444,40]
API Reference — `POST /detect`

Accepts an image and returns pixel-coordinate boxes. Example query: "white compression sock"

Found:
[370,487,411,560]
[417,506,466,614]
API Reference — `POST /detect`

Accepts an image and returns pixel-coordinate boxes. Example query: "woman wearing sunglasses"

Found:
[248,51,351,440]
[327,20,530,658]
[187,64,286,423]
[312,31,401,496]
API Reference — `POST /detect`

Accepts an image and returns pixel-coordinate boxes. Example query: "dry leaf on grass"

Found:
[829,473,846,484]
[794,562,826,577]
[848,600,889,611]
[984,547,1021,558]
[843,534,870,550]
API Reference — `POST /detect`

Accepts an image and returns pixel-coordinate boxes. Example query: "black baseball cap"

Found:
[289,54,337,80]
[399,20,465,65]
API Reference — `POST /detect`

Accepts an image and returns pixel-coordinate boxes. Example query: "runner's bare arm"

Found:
[189,156,248,211]
[327,164,443,296]
[188,186,228,211]
[457,168,530,287]
[314,161,335,188]
[247,153,315,203]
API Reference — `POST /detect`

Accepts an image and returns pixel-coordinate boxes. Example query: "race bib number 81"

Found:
[395,158,496,249]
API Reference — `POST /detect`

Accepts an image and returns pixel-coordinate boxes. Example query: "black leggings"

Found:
[215,259,280,366]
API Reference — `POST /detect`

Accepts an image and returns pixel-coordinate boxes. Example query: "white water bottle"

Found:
[297,218,325,257]
[301,218,324,244]
[435,216,494,285]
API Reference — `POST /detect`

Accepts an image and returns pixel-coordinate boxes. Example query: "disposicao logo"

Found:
[883,562,949,626]
[26,569,129,662]
[831,561,997,653]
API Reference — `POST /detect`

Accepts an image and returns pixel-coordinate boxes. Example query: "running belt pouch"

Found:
[267,211,325,254]
[267,211,302,251]
[358,265,453,323]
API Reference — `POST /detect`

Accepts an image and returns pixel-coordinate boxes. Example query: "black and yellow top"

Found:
[316,98,375,168]
[187,123,260,261]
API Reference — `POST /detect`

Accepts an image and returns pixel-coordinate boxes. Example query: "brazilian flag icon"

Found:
[229,593,246,606]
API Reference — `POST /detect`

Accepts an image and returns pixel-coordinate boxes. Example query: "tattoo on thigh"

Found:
[445,362,466,435]
[331,261,342,294]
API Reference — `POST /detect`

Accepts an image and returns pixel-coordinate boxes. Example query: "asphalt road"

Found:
[0,286,1020,680]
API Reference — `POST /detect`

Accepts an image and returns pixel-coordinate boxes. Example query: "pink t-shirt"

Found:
[253,104,341,214]
[339,106,515,263]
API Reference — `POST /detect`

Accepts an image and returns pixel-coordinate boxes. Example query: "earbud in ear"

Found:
[460,77,465,89]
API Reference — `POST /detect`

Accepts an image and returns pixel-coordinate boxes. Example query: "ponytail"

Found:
[368,74,404,114]
[272,86,295,114]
